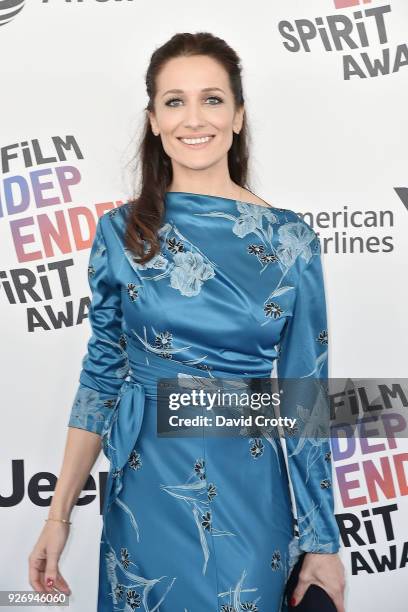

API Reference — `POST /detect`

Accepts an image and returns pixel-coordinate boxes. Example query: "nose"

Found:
[182,99,206,129]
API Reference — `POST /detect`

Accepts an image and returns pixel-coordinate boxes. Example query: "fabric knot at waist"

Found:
[100,336,273,513]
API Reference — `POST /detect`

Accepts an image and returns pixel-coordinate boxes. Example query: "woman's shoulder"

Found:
[241,192,315,233]
[256,200,317,239]
[263,204,321,271]
[101,202,131,226]
[97,203,131,250]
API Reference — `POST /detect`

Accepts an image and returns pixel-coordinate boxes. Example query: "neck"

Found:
[168,161,240,200]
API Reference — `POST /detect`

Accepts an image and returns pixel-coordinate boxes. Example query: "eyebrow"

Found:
[161,87,225,98]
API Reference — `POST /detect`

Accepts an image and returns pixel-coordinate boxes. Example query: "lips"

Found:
[177,134,215,139]
[177,135,215,148]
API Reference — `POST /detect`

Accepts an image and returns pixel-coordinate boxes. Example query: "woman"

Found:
[28,32,345,611]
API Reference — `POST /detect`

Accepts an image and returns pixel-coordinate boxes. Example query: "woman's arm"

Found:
[277,228,340,553]
[29,429,103,595]
[48,428,102,522]
[56,210,130,516]
[276,226,345,610]
[29,211,129,595]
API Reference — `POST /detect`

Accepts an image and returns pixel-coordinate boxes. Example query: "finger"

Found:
[29,557,47,594]
[323,574,346,612]
[44,553,60,592]
[291,575,310,606]
[55,572,71,595]
[29,572,47,594]
[331,591,346,612]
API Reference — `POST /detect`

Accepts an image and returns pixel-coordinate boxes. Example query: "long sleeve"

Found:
[277,231,340,553]
[68,213,129,436]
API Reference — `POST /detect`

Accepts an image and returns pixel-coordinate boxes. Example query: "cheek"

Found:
[212,112,233,141]
[211,108,235,132]
[155,110,179,135]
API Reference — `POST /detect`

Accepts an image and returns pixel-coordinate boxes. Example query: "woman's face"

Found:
[148,54,244,172]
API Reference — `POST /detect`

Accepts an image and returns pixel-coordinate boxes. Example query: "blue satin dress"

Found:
[67,191,340,612]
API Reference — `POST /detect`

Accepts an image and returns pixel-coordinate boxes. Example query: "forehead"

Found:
[156,55,229,93]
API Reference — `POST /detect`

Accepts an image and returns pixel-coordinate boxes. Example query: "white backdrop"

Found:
[1,0,408,610]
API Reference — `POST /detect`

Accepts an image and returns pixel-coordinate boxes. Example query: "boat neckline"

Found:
[164,191,277,210]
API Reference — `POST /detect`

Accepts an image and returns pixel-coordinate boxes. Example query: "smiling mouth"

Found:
[177,135,215,147]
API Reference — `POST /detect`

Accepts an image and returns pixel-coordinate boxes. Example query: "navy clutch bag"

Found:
[285,553,338,611]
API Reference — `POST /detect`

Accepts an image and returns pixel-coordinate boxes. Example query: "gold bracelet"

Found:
[45,517,72,525]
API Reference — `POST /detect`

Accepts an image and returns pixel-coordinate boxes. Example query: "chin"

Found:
[168,145,227,170]
[178,158,217,171]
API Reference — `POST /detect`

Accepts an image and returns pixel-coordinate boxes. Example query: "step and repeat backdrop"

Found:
[1,0,407,610]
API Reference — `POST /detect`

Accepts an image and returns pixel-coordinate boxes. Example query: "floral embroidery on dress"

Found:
[154,331,173,350]
[104,541,176,611]
[120,547,133,570]
[170,250,215,297]
[218,568,261,612]
[263,301,284,319]
[287,400,331,484]
[270,549,282,571]
[320,478,332,489]
[126,590,142,608]
[194,458,206,480]
[201,511,212,531]
[196,362,214,372]
[166,237,185,253]
[193,201,278,275]
[132,325,191,361]
[125,241,168,271]
[283,422,299,437]
[131,324,210,368]
[70,387,108,431]
[296,502,336,552]
[128,450,142,471]
[119,333,127,351]
[127,282,141,302]
[260,253,279,264]
[241,603,259,611]
[317,329,328,345]
[249,438,264,459]
[261,220,319,328]
[207,482,217,501]
[160,458,235,575]
[276,221,316,268]
[122,221,217,298]
[247,243,279,268]
[247,244,265,256]
[230,201,277,239]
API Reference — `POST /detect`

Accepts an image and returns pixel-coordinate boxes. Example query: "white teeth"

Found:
[180,136,213,144]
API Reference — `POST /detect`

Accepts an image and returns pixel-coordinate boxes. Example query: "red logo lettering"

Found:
[334,0,372,9]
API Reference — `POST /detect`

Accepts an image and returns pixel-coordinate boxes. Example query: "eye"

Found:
[164,95,224,107]
[205,96,223,105]
[165,97,183,107]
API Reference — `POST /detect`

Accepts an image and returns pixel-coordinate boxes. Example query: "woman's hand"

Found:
[28,521,72,595]
[291,552,346,612]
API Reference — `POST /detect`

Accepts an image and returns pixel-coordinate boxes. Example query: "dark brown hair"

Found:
[124,31,251,264]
